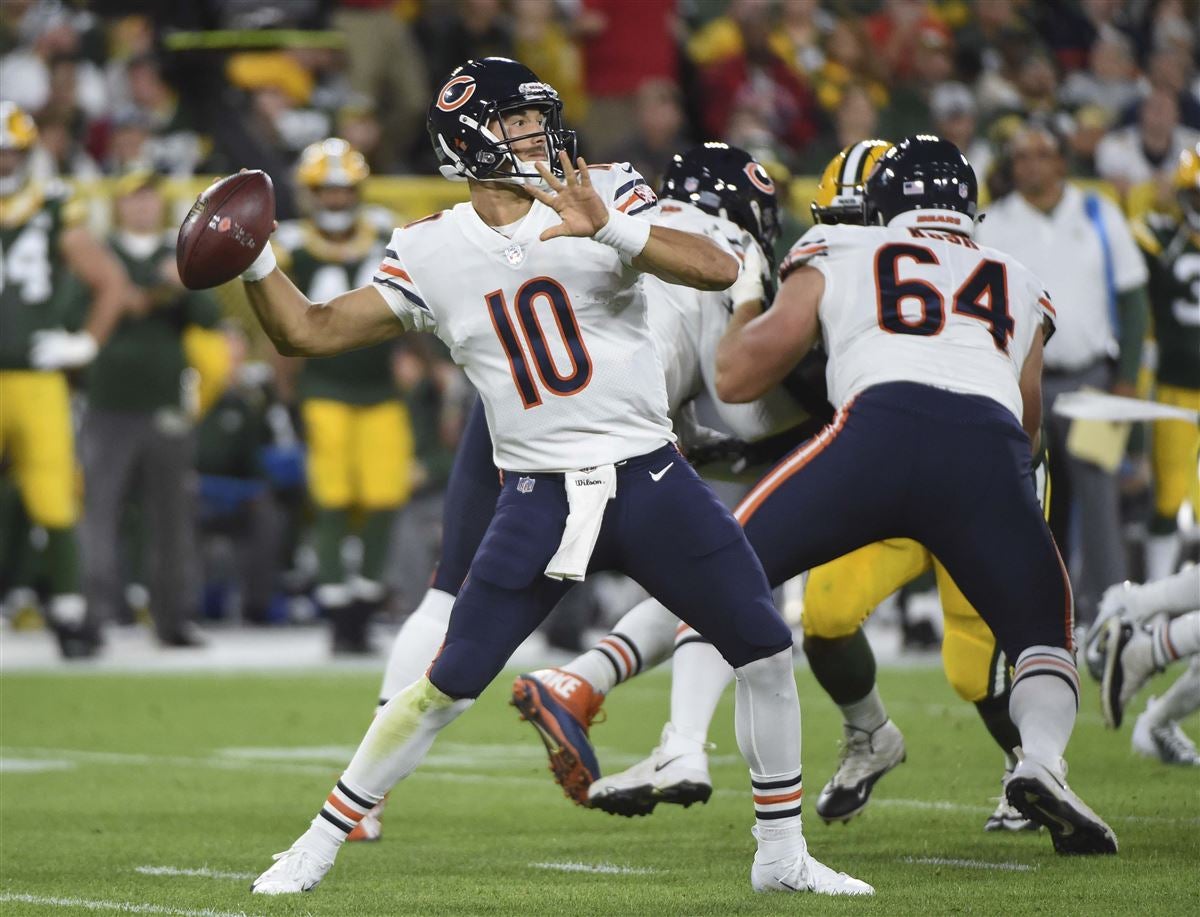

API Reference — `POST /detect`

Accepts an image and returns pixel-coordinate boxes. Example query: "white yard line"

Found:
[0,891,258,917]
[530,861,661,875]
[134,866,257,881]
[0,758,75,773]
[6,745,1198,827]
[901,856,1036,872]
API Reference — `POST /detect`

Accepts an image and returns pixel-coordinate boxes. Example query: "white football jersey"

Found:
[370,164,674,472]
[783,222,1054,423]
[645,201,809,441]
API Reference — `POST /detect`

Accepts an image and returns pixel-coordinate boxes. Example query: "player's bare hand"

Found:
[532,152,609,242]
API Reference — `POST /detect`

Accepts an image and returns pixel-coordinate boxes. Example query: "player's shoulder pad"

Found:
[1129,214,1167,256]
[779,224,839,282]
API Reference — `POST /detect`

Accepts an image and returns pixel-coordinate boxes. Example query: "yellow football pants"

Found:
[1151,383,1200,522]
[302,398,414,510]
[0,370,78,528]
[803,458,1051,704]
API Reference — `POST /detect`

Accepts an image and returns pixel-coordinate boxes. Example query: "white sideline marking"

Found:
[901,856,1036,872]
[0,891,259,916]
[530,861,661,875]
[135,865,257,881]
[0,757,74,773]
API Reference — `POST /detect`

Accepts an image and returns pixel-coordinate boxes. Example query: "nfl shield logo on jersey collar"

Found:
[505,242,525,266]
[517,476,535,494]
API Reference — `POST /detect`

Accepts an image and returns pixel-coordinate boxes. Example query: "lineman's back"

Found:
[785,222,1054,423]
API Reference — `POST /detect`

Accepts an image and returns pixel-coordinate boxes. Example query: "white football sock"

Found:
[299,676,472,863]
[562,597,676,694]
[669,628,733,745]
[1143,533,1179,583]
[1146,656,1200,727]
[838,686,888,735]
[733,648,805,855]
[1124,568,1200,623]
[378,589,455,703]
[1009,646,1079,764]
[1155,610,1200,665]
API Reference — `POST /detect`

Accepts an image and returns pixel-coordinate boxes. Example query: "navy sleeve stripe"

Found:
[385,247,400,260]
[613,178,640,199]
[627,201,657,216]
[374,276,430,313]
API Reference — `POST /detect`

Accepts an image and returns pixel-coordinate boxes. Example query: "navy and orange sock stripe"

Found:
[752,772,803,821]
[318,780,379,835]
[1013,649,1079,706]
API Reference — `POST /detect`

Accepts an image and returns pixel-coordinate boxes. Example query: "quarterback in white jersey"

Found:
[243,58,871,897]
[714,136,1118,857]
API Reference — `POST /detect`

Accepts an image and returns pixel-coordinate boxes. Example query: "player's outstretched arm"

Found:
[715,265,823,403]
[244,267,402,357]
[532,153,738,292]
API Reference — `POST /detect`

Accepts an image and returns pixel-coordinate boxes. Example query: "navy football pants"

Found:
[735,382,1073,661]
[428,443,792,699]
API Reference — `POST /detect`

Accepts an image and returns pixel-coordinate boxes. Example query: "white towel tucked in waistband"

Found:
[544,464,617,581]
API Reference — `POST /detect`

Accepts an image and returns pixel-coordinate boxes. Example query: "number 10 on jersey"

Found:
[486,277,593,408]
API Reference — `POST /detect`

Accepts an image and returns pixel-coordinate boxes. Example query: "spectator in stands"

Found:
[30,108,100,182]
[863,0,946,82]
[335,97,391,173]
[686,0,763,68]
[103,107,153,175]
[1010,49,1066,122]
[879,19,956,138]
[977,123,1151,623]
[422,0,514,94]
[513,0,586,123]
[81,170,220,649]
[1141,45,1200,131]
[797,81,879,173]
[1067,103,1114,178]
[577,0,676,160]
[332,0,428,172]
[954,0,1034,85]
[811,15,888,116]
[0,6,107,120]
[929,81,992,187]
[1059,30,1143,120]
[698,2,819,165]
[771,0,834,79]
[1096,88,1200,196]
[123,53,208,176]
[607,78,687,189]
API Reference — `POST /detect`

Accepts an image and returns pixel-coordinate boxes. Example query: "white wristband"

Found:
[593,208,651,261]
[240,243,277,282]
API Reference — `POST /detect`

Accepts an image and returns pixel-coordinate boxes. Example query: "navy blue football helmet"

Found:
[863,135,977,231]
[427,57,577,184]
[659,142,781,269]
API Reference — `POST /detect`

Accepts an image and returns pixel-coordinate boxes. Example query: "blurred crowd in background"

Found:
[1,0,1198,660]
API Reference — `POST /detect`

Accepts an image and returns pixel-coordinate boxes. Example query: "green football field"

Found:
[1,664,1197,916]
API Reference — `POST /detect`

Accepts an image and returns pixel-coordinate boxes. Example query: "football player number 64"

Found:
[486,277,593,409]
[875,243,1015,352]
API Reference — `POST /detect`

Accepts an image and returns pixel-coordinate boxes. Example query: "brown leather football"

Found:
[176,170,275,290]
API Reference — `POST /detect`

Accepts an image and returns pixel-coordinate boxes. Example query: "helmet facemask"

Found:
[440,97,576,191]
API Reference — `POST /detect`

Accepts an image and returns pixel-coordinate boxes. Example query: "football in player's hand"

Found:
[176,170,275,290]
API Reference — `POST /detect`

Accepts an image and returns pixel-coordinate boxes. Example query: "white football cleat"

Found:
[1084,581,1135,680]
[250,846,333,894]
[587,723,712,817]
[815,719,906,824]
[1004,755,1117,855]
[1132,703,1200,766]
[751,848,874,896]
[984,770,1039,832]
[1100,620,1159,728]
